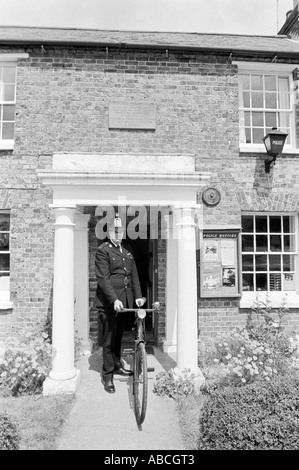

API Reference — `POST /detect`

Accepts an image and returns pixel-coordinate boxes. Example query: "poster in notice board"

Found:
[200,230,240,298]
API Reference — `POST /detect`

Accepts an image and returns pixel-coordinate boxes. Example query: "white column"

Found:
[74,212,92,355]
[173,206,204,387]
[43,207,80,396]
[163,213,178,355]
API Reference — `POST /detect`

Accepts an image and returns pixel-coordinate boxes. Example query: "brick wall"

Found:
[1,44,299,342]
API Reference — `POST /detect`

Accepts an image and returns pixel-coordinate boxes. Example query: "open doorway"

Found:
[122,237,157,344]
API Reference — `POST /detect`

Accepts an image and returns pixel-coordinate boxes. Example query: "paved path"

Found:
[56,347,186,450]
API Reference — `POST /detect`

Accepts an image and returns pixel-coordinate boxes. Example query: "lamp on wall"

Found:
[262,127,288,173]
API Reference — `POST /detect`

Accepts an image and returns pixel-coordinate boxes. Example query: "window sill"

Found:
[0,300,13,310]
[0,140,14,150]
[239,144,299,155]
[240,291,299,309]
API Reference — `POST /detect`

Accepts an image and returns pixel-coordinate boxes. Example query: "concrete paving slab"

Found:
[56,347,185,451]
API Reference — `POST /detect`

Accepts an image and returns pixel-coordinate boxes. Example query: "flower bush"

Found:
[0,323,52,397]
[153,368,195,398]
[200,295,299,389]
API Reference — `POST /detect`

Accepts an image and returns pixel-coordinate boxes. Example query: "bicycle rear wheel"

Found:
[133,341,148,425]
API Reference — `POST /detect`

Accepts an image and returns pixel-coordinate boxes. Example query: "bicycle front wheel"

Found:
[133,341,148,426]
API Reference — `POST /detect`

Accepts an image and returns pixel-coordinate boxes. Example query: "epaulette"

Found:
[98,241,109,249]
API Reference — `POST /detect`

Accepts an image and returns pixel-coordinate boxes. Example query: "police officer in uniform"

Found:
[94,213,146,394]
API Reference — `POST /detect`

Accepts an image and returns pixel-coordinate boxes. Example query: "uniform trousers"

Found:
[97,301,127,380]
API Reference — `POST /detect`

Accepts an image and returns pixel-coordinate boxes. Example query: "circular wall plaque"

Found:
[202,187,221,206]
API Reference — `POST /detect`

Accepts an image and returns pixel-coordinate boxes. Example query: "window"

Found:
[0,64,16,144]
[234,62,297,151]
[241,214,297,293]
[0,211,10,301]
[239,72,293,145]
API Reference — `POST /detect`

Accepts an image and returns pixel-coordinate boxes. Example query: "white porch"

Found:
[37,153,210,395]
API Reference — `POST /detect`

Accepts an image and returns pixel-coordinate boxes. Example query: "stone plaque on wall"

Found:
[109,101,156,130]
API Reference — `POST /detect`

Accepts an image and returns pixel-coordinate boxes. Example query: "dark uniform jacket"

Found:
[94,241,142,310]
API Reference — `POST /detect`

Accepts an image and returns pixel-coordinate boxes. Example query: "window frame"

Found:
[240,211,299,308]
[0,53,29,150]
[0,210,11,304]
[233,61,298,154]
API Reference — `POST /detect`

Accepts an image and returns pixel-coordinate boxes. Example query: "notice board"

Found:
[200,230,241,298]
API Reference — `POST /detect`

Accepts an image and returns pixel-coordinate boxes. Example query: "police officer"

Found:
[94,213,146,394]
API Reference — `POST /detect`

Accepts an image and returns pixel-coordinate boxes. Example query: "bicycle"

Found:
[120,300,159,427]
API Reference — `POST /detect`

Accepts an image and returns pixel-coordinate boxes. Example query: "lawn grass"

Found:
[0,393,76,450]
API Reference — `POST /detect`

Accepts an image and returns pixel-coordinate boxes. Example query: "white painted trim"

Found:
[0,301,13,310]
[240,292,299,309]
[232,61,297,72]
[0,140,14,150]
[0,53,29,61]
[239,144,299,154]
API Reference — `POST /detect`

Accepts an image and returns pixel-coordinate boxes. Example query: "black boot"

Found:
[104,377,115,394]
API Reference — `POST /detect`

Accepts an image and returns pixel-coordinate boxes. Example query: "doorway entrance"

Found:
[121,236,158,344]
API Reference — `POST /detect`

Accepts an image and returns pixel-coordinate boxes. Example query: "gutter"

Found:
[1,37,299,59]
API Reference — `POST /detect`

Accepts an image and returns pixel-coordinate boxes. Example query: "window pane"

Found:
[0,254,9,270]
[255,254,267,271]
[244,111,250,126]
[243,273,253,291]
[243,92,250,108]
[3,105,15,121]
[269,254,281,271]
[256,273,267,290]
[242,235,254,252]
[265,112,277,128]
[270,273,281,291]
[283,254,295,271]
[251,75,263,90]
[242,216,253,232]
[265,75,276,91]
[283,216,293,233]
[2,67,16,83]
[245,128,251,143]
[252,128,264,144]
[270,216,281,233]
[278,93,290,109]
[283,273,295,290]
[0,273,9,292]
[265,93,277,109]
[256,216,267,232]
[0,213,10,230]
[278,112,290,128]
[252,92,263,108]
[2,122,14,139]
[240,75,250,90]
[284,234,296,252]
[270,235,281,252]
[0,233,9,251]
[3,84,15,101]
[252,112,263,126]
[242,254,253,271]
[256,235,268,251]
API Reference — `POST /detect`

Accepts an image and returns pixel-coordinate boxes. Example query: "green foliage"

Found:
[0,323,52,397]
[199,295,299,389]
[198,373,299,450]
[0,413,20,450]
[153,368,195,398]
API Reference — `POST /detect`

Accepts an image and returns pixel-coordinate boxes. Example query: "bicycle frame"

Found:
[120,302,159,427]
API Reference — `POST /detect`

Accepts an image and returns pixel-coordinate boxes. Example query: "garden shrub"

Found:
[0,323,52,397]
[0,413,20,450]
[153,368,195,398]
[199,295,299,389]
[198,373,299,450]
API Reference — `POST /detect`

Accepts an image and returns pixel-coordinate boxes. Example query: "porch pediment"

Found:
[37,153,210,207]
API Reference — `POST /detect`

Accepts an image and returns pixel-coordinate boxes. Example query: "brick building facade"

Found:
[1,8,299,390]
